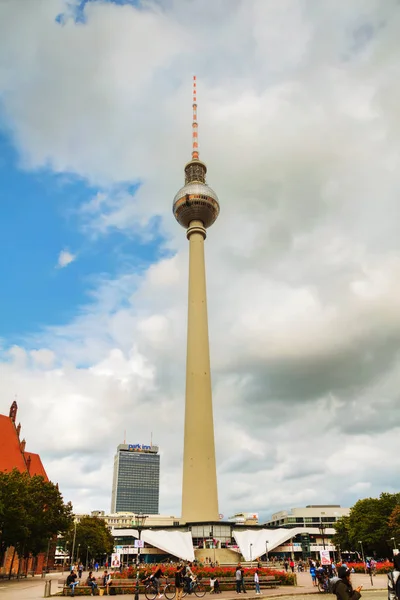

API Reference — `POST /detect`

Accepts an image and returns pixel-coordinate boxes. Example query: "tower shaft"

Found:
[182,220,219,522]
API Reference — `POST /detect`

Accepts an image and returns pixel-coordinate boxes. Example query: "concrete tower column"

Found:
[182,220,219,522]
[173,76,220,524]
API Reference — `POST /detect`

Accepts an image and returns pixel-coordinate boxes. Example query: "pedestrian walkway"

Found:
[0,571,388,600]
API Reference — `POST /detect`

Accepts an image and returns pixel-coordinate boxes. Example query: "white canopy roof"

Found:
[233,527,335,561]
[142,530,195,562]
[111,528,139,538]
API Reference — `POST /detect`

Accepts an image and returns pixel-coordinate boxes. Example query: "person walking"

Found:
[289,559,295,573]
[389,553,400,600]
[236,565,242,594]
[254,568,261,595]
[240,566,246,594]
[332,566,362,600]
[175,564,184,600]
[283,559,289,572]
[310,563,317,586]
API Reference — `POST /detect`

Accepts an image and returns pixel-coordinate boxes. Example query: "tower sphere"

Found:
[173,181,220,229]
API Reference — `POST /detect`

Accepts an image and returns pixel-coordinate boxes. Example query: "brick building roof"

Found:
[0,403,48,480]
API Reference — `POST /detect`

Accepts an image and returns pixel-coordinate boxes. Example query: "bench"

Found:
[210,575,277,592]
[59,577,141,596]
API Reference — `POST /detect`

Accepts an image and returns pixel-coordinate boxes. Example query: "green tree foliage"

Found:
[64,516,114,563]
[388,506,400,547]
[332,515,351,551]
[0,469,73,559]
[334,492,400,556]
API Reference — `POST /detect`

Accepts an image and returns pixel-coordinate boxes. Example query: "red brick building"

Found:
[0,401,51,576]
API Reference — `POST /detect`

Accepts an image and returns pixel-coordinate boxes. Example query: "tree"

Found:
[24,475,73,557]
[64,516,114,563]
[388,506,400,547]
[0,470,31,558]
[332,515,351,552]
[0,469,73,563]
[347,493,400,556]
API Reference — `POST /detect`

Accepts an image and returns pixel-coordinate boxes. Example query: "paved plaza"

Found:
[0,572,389,600]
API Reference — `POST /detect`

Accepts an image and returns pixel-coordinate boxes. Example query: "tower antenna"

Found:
[192,75,199,160]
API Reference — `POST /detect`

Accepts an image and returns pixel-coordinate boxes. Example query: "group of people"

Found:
[65,569,112,597]
[235,564,262,595]
[283,558,296,573]
[145,563,198,600]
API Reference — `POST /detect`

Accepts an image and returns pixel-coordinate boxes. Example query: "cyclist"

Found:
[152,566,164,599]
[184,563,195,595]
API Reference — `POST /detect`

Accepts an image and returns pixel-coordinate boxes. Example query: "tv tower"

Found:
[173,76,220,522]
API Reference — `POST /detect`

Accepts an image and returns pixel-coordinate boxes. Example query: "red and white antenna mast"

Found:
[192,75,199,160]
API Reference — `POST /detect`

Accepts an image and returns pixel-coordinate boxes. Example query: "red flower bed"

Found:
[339,561,394,574]
[113,565,295,585]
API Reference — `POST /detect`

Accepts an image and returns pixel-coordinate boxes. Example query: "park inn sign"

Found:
[125,443,159,454]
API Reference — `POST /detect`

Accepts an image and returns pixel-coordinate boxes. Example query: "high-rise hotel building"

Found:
[111,443,160,514]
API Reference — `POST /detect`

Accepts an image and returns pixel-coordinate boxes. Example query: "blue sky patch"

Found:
[0,132,167,343]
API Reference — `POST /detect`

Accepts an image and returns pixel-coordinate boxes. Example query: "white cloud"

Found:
[1,0,400,518]
[57,249,76,268]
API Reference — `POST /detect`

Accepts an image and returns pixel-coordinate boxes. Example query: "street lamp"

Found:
[391,537,397,551]
[62,542,69,574]
[71,520,78,568]
[77,543,81,566]
[86,545,90,571]
[318,524,326,550]
[265,541,269,565]
[133,513,147,600]
[250,543,253,564]
[358,541,366,574]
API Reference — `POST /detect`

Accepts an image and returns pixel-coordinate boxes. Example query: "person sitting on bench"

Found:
[86,571,98,596]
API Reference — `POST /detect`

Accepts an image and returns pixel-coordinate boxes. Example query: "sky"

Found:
[1,0,400,521]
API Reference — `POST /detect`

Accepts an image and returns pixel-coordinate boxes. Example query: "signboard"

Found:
[111,553,121,568]
[127,443,158,453]
[134,540,144,548]
[320,549,331,565]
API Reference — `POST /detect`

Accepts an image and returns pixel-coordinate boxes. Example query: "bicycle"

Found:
[145,580,176,600]
[182,578,206,598]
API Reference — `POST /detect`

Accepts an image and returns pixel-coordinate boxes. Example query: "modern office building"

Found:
[111,443,160,514]
[264,504,350,528]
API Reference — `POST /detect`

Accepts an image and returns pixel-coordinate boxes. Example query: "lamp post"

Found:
[391,537,397,551]
[133,513,147,600]
[86,545,90,571]
[250,543,253,564]
[44,538,51,575]
[265,541,269,565]
[70,520,78,568]
[358,541,366,574]
[318,524,326,551]
[62,542,69,574]
[77,543,81,566]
